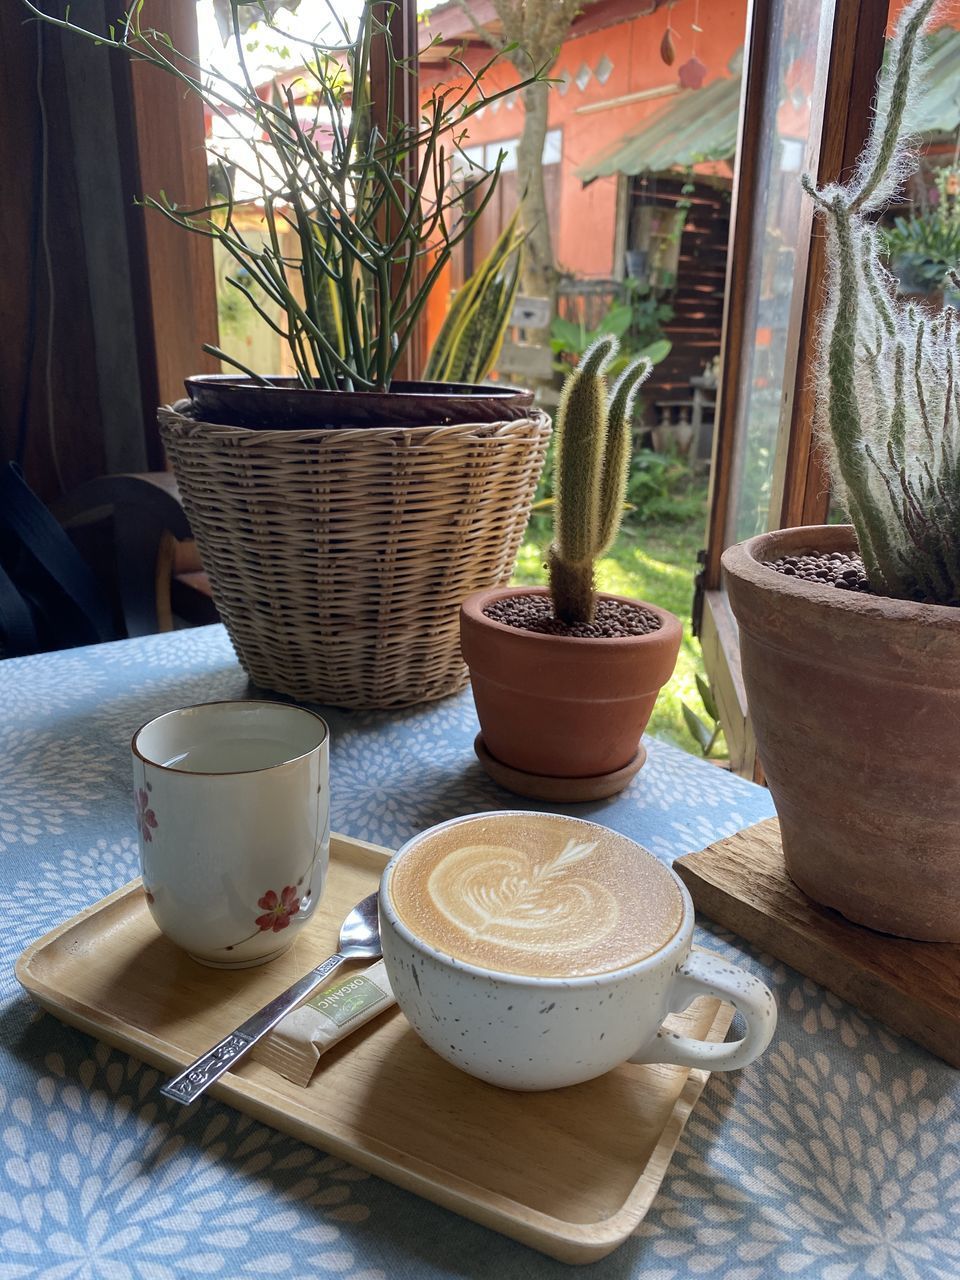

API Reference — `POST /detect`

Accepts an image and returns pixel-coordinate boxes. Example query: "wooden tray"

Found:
[674,817,960,1068]
[16,831,733,1265]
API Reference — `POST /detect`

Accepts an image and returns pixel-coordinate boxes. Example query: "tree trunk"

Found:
[516,77,556,356]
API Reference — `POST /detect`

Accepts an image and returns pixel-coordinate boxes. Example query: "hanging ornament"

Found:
[691,0,703,40]
[660,3,676,65]
[678,56,707,89]
[678,0,706,90]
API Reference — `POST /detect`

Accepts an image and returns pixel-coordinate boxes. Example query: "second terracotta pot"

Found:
[723,524,960,942]
[460,586,682,780]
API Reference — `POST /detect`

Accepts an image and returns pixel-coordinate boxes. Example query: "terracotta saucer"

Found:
[473,734,647,802]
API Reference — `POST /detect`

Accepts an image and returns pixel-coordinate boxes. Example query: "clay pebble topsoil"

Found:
[483,594,662,639]
[766,550,872,593]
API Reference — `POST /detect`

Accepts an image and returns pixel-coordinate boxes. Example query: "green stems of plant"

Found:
[22,0,546,391]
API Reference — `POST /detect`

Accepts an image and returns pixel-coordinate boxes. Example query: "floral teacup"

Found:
[132,701,329,967]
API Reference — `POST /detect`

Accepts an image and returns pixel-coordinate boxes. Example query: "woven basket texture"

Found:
[159,405,551,709]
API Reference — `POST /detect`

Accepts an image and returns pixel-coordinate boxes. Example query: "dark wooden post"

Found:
[129,1,220,410]
[370,0,424,381]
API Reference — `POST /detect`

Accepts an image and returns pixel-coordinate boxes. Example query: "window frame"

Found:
[697,0,889,778]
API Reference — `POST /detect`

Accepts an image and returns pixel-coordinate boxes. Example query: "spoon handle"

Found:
[160,952,347,1105]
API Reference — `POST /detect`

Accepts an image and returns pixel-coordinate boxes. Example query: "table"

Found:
[1,625,956,1279]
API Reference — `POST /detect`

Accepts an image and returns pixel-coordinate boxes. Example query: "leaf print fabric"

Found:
[0,1044,384,1280]
[0,726,111,854]
[0,623,956,1278]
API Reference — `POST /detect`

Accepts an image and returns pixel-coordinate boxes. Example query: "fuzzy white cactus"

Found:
[804,0,960,604]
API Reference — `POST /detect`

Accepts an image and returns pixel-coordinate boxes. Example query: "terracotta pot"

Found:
[460,586,682,780]
[723,524,960,942]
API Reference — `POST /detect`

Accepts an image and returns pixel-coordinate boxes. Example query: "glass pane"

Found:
[724,0,834,545]
[417,0,748,759]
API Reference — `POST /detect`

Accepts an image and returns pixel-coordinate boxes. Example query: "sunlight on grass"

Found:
[513,516,722,756]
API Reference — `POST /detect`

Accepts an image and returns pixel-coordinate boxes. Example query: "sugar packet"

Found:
[251,959,396,1087]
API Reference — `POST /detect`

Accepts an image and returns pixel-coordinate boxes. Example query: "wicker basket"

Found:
[158,404,551,709]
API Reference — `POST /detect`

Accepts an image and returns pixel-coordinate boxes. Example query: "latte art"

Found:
[428,838,618,953]
[389,813,684,978]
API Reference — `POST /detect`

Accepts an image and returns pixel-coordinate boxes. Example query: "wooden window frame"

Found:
[131,3,220,410]
[698,0,888,778]
[774,1,889,528]
[370,0,423,381]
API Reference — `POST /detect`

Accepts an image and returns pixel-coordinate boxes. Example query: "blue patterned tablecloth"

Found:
[1,625,957,1279]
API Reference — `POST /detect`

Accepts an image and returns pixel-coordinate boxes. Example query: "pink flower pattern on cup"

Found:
[255,886,301,932]
[135,788,158,843]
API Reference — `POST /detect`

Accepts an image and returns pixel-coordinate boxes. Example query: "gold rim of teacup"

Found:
[132,699,329,775]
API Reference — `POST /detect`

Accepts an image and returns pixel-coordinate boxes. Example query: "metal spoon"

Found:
[161,892,382,1105]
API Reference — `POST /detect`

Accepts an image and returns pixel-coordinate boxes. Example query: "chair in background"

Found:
[54,471,218,639]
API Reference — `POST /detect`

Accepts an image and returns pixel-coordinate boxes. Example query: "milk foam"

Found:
[389,814,684,978]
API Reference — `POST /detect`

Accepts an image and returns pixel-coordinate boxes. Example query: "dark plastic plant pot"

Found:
[184,374,535,430]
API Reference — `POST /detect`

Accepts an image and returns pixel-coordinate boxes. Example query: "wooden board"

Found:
[496,340,555,381]
[509,296,553,329]
[16,832,733,1266]
[674,818,960,1068]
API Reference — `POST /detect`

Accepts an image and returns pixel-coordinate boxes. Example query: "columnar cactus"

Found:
[549,336,652,624]
[804,0,960,604]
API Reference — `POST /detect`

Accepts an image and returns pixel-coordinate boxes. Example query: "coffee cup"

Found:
[132,700,329,968]
[379,811,776,1090]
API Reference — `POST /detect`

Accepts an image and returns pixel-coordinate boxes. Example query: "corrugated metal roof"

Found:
[577,26,960,183]
[576,74,742,182]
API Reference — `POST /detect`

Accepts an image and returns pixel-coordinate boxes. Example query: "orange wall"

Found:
[420,0,747,280]
[886,0,954,33]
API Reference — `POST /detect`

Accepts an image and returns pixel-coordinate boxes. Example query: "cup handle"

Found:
[628,950,776,1072]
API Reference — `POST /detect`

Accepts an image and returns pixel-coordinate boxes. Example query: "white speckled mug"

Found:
[380,812,776,1090]
[132,701,329,968]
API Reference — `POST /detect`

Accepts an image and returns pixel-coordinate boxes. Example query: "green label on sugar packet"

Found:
[308,972,388,1027]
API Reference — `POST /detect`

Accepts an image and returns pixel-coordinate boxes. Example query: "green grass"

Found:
[513,514,719,754]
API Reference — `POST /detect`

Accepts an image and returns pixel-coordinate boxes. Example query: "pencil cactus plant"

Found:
[548,336,652,624]
[22,0,544,392]
[803,0,960,605]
